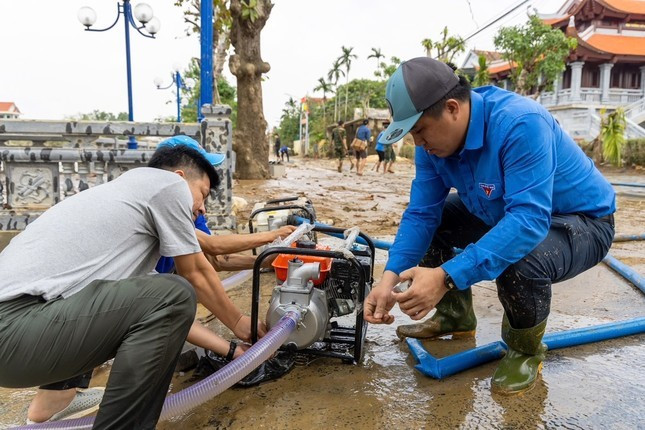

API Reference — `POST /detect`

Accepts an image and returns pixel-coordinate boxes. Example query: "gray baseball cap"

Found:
[379,57,459,144]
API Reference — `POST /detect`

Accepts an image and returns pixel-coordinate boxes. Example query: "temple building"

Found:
[464,0,645,140]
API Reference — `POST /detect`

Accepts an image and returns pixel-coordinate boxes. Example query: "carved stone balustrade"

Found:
[0,106,234,231]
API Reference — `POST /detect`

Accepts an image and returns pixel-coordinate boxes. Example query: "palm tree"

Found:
[422,27,465,64]
[367,47,384,77]
[339,46,357,120]
[473,54,490,87]
[421,39,433,57]
[327,59,345,122]
[314,77,333,126]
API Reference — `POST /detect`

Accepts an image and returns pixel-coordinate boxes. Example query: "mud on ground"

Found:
[0,156,643,429]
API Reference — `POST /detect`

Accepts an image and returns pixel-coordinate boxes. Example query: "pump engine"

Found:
[255,231,374,363]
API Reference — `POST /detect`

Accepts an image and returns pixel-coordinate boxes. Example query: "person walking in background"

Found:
[383,141,396,174]
[331,120,348,173]
[354,119,371,176]
[373,121,389,172]
[279,145,290,163]
[274,134,281,161]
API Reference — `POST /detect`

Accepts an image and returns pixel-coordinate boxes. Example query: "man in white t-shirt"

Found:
[0,140,263,428]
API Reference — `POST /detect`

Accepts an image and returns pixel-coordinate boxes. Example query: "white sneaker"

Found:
[26,387,105,424]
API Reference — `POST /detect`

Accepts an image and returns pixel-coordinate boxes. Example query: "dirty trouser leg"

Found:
[422,193,492,266]
[496,214,615,328]
[0,274,196,429]
[396,194,491,339]
[39,371,93,390]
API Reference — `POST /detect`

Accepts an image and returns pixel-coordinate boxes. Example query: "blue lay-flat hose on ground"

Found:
[407,317,645,379]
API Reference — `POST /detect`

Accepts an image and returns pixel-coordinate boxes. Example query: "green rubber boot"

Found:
[396,288,477,339]
[492,314,548,395]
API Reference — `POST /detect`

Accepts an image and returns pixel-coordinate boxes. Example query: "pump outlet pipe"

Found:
[408,317,645,379]
[18,311,302,430]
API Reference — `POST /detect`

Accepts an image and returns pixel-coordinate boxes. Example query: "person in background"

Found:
[274,134,281,161]
[354,119,371,176]
[279,145,290,162]
[373,121,390,172]
[331,120,348,173]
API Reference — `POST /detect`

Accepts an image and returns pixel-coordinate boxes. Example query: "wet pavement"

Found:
[1,156,644,429]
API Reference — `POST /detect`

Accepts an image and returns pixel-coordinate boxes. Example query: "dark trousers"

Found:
[424,194,614,329]
[0,274,196,429]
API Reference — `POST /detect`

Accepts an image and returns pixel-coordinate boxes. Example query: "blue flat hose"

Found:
[603,254,645,294]
[17,311,301,429]
[291,216,393,250]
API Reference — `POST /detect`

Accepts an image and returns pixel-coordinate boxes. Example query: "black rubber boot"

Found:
[491,314,548,395]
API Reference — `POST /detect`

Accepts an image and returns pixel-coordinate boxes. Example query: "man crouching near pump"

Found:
[0,142,265,428]
[363,57,615,395]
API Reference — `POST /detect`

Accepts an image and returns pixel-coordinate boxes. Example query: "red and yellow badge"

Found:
[479,183,496,198]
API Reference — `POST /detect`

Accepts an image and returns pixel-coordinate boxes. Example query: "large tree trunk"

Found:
[229,0,272,179]
[213,31,230,104]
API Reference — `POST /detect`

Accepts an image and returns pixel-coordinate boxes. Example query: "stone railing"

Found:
[0,105,235,231]
[540,88,643,107]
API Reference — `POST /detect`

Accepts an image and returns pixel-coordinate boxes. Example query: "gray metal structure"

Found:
[0,106,234,231]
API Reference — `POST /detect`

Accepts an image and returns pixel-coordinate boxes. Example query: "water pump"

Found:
[251,225,374,363]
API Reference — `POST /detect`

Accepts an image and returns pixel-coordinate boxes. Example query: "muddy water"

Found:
[1,157,644,429]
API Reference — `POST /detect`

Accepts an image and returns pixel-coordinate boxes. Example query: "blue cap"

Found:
[157,135,225,167]
[379,57,459,145]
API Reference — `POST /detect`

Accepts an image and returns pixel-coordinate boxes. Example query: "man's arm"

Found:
[175,252,266,342]
[441,114,555,290]
[364,147,448,324]
[196,225,296,256]
[206,253,273,272]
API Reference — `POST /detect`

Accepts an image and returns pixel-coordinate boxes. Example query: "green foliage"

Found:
[473,54,490,87]
[379,57,401,80]
[69,110,128,121]
[330,79,388,120]
[368,47,385,78]
[277,97,300,146]
[399,144,416,160]
[600,108,626,167]
[173,0,232,35]
[180,58,237,125]
[494,15,577,96]
[241,0,259,22]
[624,138,645,166]
[421,27,465,64]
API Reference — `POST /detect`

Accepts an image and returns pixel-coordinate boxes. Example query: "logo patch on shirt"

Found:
[479,183,496,198]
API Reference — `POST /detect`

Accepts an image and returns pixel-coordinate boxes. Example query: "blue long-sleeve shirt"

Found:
[155,214,211,273]
[357,124,371,141]
[385,86,616,289]
[375,131,385,152]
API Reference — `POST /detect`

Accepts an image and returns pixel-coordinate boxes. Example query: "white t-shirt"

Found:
[0,168,201,301]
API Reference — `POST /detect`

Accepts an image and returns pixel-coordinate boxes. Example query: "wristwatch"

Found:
[444,272,457,291]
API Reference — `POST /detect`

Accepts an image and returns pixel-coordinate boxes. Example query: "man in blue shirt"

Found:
[363,57,615,395]
[355,119,371,175]
[373,121,388,172]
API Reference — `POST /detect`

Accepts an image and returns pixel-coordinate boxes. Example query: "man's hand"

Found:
[363,284,396,324]
[272,225,297,241]
[394,267,449,321]
[363,271,401,324]
[233,315,267,343]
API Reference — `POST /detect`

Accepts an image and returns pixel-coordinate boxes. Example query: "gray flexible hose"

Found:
[17,311,301,429]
